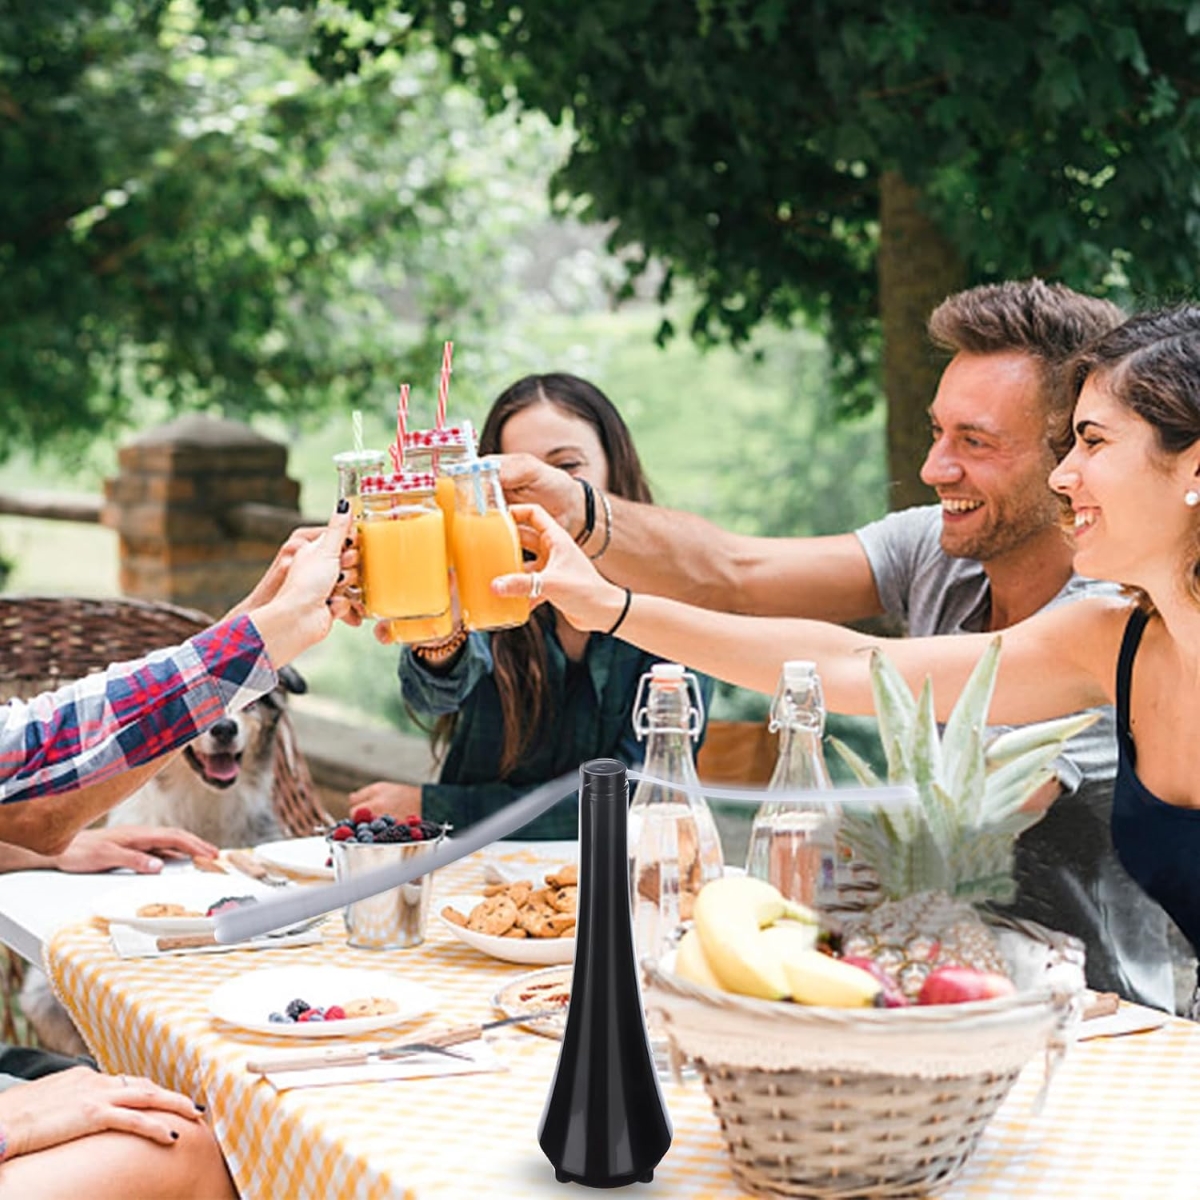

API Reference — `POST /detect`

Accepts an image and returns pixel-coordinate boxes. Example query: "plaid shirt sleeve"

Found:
[0,614,277,805]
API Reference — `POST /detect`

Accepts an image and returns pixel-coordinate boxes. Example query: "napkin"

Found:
[110,923,324,959]
[1075,1001,1170,1041]
[258,1040,504,1092]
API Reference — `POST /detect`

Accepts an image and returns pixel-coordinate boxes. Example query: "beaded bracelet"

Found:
[574,478,597,547]
[588,490,613,561]
[412,625,468,666]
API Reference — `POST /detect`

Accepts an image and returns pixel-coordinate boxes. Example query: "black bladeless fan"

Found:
[538,758,671,1186]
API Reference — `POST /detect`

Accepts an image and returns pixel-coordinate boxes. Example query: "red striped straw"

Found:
[435,341,453,431]
[387,442,402,473]
[395,382,410,467]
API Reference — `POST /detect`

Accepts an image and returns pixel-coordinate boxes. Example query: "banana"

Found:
[783,949,883,1008]
[673,928,723,990]
[692,876,817,1000]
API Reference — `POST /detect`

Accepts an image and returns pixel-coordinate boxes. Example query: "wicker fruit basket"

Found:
[644,914,1084,1200]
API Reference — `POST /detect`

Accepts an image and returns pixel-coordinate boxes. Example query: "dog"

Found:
[103,665,306,848]
[19,667,307,1056]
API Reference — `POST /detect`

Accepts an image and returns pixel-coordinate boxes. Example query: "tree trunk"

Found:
[877,171,967,511]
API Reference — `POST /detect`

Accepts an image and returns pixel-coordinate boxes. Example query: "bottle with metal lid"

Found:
[627,663,724,975]
[443,456,529,632]
[358,472,450,622]
[745,659,838,911]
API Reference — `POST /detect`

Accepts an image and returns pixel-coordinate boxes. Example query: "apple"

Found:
[917,966,1015,1006]
[839,955,908,1008]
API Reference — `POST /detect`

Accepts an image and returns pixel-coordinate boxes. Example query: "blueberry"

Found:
[268,1011,288,1023]
[381,814,397,827]
[370,818,388,833]
[357,830,375,842]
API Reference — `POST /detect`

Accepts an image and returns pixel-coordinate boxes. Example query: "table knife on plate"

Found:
[244,1010,560,1074]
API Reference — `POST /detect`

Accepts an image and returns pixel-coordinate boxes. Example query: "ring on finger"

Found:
[529,572,544,601]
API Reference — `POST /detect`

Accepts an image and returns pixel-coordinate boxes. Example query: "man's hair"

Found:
[928,279,1126,438]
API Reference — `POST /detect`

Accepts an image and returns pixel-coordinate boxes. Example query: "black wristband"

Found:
[575,477,596,546]
[605,587,633,636]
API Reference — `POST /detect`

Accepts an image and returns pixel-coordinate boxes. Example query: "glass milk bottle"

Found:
[333,449,388,517]
[444,456,530,632]
[386,424,476,644]
[627,664,724,972]
[358,472,451,622]
[745,660,838,912]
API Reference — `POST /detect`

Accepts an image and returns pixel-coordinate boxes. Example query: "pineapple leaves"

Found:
[850,637,1096,905]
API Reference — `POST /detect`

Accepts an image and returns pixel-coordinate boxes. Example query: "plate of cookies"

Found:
[208,965,437,1039]
[92,875,277,935]
[437,865,579,965]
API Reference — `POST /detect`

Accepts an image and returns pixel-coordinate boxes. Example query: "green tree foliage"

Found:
[233,0,1200,498]
[0,0,566,455]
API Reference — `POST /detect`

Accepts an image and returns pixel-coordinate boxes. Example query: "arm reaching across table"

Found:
[494,503,1120,727]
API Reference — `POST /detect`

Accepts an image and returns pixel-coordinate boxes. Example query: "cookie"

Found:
[441,905,468,928]
[467,894,518,936]
[545,864,577,889]
[343,996,399,1018]
[137,903,202,919]
[550,885,577,914]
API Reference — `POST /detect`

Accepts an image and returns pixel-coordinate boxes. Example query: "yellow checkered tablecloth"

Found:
[43,851,1200,1200]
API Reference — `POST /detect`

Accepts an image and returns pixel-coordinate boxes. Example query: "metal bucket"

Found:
[329,835,443,950]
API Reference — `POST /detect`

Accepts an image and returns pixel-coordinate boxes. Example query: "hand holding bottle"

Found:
[492,503,627,630]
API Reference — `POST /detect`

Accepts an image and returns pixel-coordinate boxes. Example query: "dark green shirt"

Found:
[400,626,712,839]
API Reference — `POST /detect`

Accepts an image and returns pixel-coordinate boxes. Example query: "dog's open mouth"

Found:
[184,745,243,790]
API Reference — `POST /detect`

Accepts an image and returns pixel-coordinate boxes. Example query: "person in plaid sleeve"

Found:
[0,506,359,1197]
[0,505,356,828]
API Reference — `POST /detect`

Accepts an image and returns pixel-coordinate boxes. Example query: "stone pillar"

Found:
[102,415,301,617]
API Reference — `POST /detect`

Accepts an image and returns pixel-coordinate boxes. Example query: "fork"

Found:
[226,849,292,888]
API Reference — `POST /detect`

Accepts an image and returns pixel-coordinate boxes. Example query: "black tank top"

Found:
[1112,606,1200,957]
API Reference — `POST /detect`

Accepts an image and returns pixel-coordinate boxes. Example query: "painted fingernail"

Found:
[325,598,334,608]
[337,572,345,583]
[194,1103,207,1113]
[343,538,353,549]
[171,1131,180,1141]
[336,498,350,514]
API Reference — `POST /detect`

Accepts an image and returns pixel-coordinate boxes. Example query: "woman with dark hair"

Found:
[494,308,1200,1013]
[350,373,710,838]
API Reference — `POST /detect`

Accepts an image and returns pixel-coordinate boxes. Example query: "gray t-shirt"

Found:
[856,505,1174,1010]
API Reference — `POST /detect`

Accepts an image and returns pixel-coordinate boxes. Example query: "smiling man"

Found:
[498,279,1178,1010]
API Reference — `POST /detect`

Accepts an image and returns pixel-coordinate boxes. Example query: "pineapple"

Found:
[830,637,1096,999]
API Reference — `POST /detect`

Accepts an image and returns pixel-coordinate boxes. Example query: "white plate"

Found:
[208,965,436,1039]
[253,836,334,880]
[491,965,572,1040]
[91,875,277,935]
[437,893,576,966]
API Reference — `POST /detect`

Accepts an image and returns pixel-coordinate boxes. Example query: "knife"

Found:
[244,1010,562,1074]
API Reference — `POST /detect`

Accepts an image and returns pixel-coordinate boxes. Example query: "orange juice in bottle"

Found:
[358,473,451,621]
[388,424,475,643]
[445,457,530,632]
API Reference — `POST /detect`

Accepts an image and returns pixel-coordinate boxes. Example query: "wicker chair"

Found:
[0,594,331,1043]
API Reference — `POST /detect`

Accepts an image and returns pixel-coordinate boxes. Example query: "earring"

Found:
[1187,490,1200,508]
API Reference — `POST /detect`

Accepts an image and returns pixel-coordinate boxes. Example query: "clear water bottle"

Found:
[745,660,838,911]
[627,664,724,973]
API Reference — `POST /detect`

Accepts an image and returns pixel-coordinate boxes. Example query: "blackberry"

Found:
[285,998,311,1021]
[205,895,258,917]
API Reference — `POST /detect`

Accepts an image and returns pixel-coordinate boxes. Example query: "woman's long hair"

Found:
[433,374,653,776]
